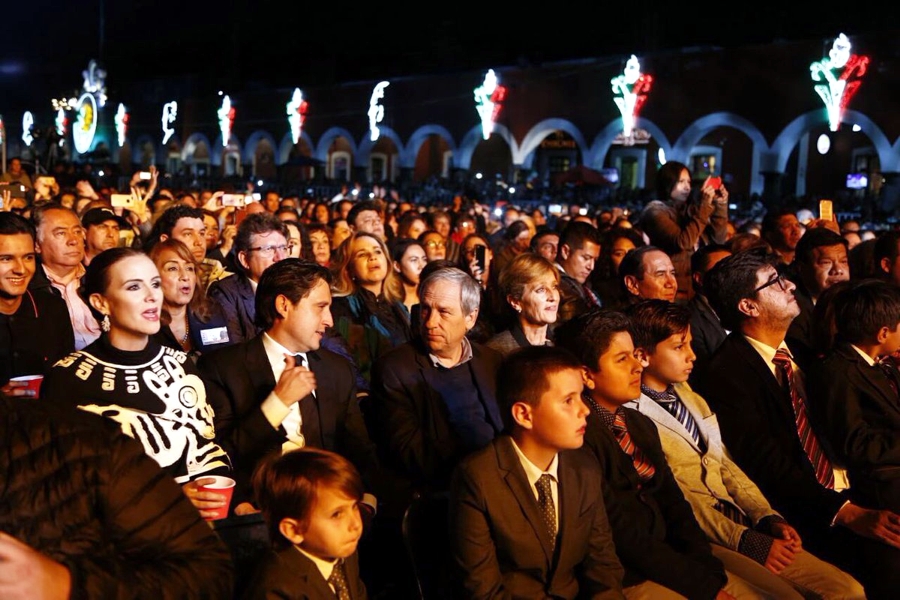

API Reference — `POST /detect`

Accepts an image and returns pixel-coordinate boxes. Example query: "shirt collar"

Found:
[510,436,559,486]
[428,336,473,369]
[262,332,307,373]
[744,334,794,377]
[850,344,876,366]
[294,546,340,584]
[641,383,677,403]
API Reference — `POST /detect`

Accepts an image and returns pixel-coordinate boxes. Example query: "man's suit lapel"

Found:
[307,350,333,437]
[495,437,556,561]
[631,394,702,453]
[246,336,277,393]
[839,345,899,408]
[277,546,336,597]
[732,335,795,424]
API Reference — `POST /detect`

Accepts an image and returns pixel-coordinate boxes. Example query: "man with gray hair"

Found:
[371,266,504,500]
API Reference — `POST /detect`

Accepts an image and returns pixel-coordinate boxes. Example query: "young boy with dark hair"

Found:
[625,299,864,599]
[810,279,900,516]
[244,447,367,600]
[555,308,757,599]
[449,345,625,599]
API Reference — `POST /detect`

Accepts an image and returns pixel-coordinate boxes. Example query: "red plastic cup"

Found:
[197,476,235,521]
[10,375,43,398]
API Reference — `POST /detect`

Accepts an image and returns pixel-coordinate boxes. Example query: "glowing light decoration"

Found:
[817,134,831,154]
[161,101,177,144]
[611,55,654,144]
[287,88,308,144]
[81,60,108,107]
[810,33,870,132]
[368,81,390,142]
[0,115,4,145]
[217,95,235,147]
[22,112,34,147]
[473,69,507,140]
[55,109,67,138]
[72,93,98,154]
[114,103,128,147]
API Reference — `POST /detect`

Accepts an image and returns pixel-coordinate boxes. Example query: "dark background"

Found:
[2,2,896,114]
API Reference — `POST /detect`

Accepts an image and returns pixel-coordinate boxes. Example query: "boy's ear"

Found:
[278,517,305,545]
[634,347,650,368]
[581,367,595,389]
[877,325,892,345]
[510,401,533,430]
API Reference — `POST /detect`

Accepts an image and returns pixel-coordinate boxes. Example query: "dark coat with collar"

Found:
[581,406,726,599]
[687,292,727,392]
[243,546,367,600]
[809,343,900,512]
[369,338,503,501]
[698,332,848,549]
[449,435,625,599]
[207,272,258,344]
[198,335,377,505]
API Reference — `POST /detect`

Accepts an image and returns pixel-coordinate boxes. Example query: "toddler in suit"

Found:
[243,447,368,600]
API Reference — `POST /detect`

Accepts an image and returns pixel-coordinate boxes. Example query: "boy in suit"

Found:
[626,299,864,599]
[244,447,368,600]
[449,345,625,599]
[810,279,900,514]
[555,308,757,599]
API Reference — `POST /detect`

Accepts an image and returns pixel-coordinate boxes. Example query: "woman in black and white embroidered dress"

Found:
[43,247,233,519]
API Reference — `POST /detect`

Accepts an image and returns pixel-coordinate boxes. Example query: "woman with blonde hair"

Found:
[486,252,560,356]
[148,238,233,359]
[330,231,412,391]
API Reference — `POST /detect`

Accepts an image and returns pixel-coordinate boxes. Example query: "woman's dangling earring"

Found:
[101,314,111,333]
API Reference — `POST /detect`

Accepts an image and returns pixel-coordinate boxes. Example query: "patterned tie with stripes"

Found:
[771,348,834,489]
[611,409,657,481]
[642,385,702,448]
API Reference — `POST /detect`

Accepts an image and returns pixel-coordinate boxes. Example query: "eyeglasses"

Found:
[247,243,294,257]
[753,273,788,294]
[425,241,446,249]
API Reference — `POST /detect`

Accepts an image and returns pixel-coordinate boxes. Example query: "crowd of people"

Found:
[3,155,900,599]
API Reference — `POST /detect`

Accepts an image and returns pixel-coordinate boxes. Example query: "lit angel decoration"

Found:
[81,60,108,107]
[611,54,653,143]
[287,88,309,144]
[22,112,34,147]
[217,95,236,147]
[161,101,177,145]
[810,33,869,132]
[115,103,129,147]
[368,82,390,142]
[55,109,68,138]
[474,69,507,140]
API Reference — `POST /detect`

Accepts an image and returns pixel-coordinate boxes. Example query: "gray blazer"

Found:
[626,381,779,551]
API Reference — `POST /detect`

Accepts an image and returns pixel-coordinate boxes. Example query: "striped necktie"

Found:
[772,348,834,489]
[642,385,703,449]
[611,410,657,481]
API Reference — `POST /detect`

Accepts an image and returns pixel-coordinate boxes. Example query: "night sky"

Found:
[2,2,897,116]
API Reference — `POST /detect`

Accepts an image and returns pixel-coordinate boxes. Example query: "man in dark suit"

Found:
[207,212,290,344]
[370,266,504,503]
[687,243,731,391]
[198,259,377,512]
[702,248,900,598]
[449,346,624,599]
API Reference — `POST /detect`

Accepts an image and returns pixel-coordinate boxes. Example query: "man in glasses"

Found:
[699,248,900,599]
[208,213,291,343]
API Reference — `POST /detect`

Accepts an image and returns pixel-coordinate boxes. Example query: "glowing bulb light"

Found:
[115,103,128,147]
[161,101,177,144]
[611,55,653,143]
[474,69,507,140]
[218,95,235,147]
[810,33,869,132]
[368,82,390,142]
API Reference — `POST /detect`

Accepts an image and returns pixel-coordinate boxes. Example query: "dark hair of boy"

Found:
[553,308,632,371]
[496,345,584,432]
[833,278,900,346]
[251,447,364,549]
[625,299,692,352]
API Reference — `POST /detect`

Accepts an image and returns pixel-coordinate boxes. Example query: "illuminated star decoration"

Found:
[81,60,108,107]
[115,103,129,147]
[611,54,653,143]
[287,88,308,144]
[22,112,34,147]
[368,82,390,142]
[474,69,507,140]
[217,95,235,147]
[161,101,178,144]
[810,33,870,132]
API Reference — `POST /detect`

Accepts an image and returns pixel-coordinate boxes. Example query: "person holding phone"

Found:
[458,233,506,343]
[637,161,729,303]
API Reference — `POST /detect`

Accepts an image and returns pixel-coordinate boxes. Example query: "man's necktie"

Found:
[535,473,557,550]
[611,410,657,481]
[877,357,900,397]
[642,385,703,448]
[328,559,351,600]
[772,348,834,489]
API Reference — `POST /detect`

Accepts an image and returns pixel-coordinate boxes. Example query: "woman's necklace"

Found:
[180,313,190,347]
